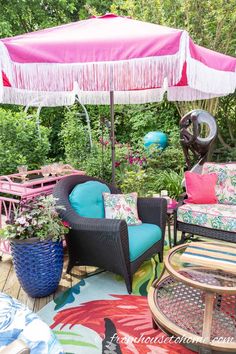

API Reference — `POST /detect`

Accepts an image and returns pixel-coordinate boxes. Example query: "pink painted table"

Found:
[0,166,85,254]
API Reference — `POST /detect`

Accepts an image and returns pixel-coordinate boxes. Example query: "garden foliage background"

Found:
[0,0,235,197]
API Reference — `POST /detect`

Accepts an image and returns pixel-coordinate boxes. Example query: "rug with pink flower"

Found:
[38,257,194,354]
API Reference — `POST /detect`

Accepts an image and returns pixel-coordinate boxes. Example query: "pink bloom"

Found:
[115,161,121,168]
[62,221,70,228]
[17,217,26,225]
[124,206,131,212]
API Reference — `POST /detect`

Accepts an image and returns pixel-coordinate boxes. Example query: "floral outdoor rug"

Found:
[38,256,194,354]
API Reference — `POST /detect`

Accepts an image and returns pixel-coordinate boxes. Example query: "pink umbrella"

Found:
[0,13,235,182]
[1,13,235,105]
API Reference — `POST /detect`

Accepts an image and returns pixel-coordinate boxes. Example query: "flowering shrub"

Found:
[120,169,148,196]
[0,195,69,241]
[115,145,147,185]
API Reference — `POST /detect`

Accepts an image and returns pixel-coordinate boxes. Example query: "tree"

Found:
[0,0,113,37]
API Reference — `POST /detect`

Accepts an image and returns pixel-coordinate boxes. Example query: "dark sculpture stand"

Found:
[179,109,218,172]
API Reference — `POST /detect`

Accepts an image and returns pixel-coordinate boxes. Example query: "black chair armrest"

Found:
[137,197,167,233]
[64,208,127,234]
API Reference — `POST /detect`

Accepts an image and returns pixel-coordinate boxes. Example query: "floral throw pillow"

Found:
[103,192,142,225]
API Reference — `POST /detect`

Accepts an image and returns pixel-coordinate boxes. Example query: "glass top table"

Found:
[165,242,236,294]
[148,242,236,353]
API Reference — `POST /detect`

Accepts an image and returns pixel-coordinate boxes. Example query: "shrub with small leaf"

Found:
[121,169,148,196]
[0,195,69,242]
[0,108,50,175]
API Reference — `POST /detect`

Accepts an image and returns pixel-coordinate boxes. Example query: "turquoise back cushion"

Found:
[69,181,110,218]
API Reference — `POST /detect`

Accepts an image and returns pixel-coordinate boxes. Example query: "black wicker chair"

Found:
[53,175,167,293]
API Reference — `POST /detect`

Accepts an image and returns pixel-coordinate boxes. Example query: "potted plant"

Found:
[0,195,69,298]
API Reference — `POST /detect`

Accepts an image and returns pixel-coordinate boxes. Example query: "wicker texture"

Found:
[53,175,167,293]
[156,273,236,342]
[10,239,63,298]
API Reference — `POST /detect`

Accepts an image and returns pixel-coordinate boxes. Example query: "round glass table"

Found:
[148,242,236,353]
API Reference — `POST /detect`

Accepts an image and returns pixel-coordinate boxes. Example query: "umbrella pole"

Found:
[110,91,115,185]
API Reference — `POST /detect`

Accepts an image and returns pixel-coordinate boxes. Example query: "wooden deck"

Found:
[0,253,96,312]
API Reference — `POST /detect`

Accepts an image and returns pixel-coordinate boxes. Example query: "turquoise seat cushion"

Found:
[128,223,162,262]
[69,181,110,218]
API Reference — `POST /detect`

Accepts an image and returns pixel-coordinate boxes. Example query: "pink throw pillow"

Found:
[185,171,217,204]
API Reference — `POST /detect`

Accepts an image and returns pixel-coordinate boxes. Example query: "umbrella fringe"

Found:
[187,56,236,95]
[167,86,227,101]
[9,55,183,91]
[1,81,231,107]
[1,86,165,106]
[1,86,76,107]
[76,88,166,105]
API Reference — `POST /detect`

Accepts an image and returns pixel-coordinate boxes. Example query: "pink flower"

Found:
[62,221,70,228]
[99,137,109,146]
[115,161,121,168]
[124,206,131,212]
[17,217,26,225]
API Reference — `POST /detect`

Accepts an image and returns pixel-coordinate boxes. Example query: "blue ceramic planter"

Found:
[10,238,63,298]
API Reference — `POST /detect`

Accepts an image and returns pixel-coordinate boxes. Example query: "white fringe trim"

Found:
[9,54,184,92]
[77,88,165,104]
[1,85,230,107]
[0,32,187,93]
[2,86,76,106]
[1,87,165,105]
[167,86,228,101]
[187,54,236,95]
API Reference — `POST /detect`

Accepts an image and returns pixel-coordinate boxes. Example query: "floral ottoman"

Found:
[0,292,63,354]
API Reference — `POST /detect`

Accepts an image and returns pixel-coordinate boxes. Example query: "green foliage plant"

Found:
[0,195,69,242]
[60,108,90,168]
[0,108,50,175]
[82,141,112,181]
[154,169,184,199]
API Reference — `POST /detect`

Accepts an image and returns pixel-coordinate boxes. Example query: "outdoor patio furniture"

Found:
[53,175,167,293]
[148,241,236,353]
[0,292,63,354]
[174,162,236,245]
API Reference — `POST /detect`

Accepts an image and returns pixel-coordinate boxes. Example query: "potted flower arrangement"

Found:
[0,195,69,298]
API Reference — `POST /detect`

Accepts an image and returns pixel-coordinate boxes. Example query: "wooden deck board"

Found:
[18,288,35,311]
[0,253,91,312]
[2,262,21,299]
[0,255,11,292]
